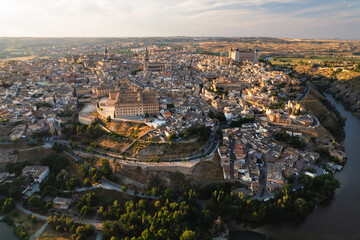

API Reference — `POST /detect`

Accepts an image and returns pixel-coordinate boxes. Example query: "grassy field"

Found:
[38,225,71,240]
[7,209,46,238]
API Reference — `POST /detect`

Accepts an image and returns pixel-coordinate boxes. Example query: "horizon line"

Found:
[0,36,359,41]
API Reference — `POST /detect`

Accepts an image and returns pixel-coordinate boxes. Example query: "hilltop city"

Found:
[0,39,348,240]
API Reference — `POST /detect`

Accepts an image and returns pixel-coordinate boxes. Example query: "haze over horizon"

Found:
[0,0,359,39]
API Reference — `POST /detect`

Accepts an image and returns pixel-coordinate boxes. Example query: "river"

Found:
[230,93,360,240]
[0,222,17,240]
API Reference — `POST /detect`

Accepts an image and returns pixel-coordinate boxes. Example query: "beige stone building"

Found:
[106,86,159,117]
[143,47,166,72]
[229,48,259,63]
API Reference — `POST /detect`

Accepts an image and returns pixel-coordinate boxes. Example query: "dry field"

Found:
[96,136,132,152]
[16,147,55,163]
[0,55,38,62]
[39,225,71,240]
[295,65,360,81]
[0,125,11,141]
[128,140,206,160]
[191,152,224,181]
[106,121,152,139]
[301,83,338,141]
[198,38,360,55]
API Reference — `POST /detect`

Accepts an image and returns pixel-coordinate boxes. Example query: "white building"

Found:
[229,48,240,62]
[22,166,50,183]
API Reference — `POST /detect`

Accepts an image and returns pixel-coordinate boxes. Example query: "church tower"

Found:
[144,47,149,71]
[254,49,259,64]
[104,46,110,60]
[229,47,240,62]
[229,47,233,59]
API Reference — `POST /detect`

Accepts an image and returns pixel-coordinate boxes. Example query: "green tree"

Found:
[2,198,15,213]
[66,177,81,191]
[83,178,91,187]
[46,202,53,210]
[180,230,197,240]
[40,154,68,174]
[154,200,161,208]
[100,159,112,177]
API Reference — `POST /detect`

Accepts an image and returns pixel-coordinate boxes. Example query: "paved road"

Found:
[297,84,321,129]
[16,203,48,220]
[100,178,158,199]
[311,116,319,127]
[96,231,103,240]
[298,84,310,101]
[65,130,219,163]
[5,123,220,163]
[60,120,219,163]
[15,202,102,226]
[74,178,158,200]
[29,222,48,240]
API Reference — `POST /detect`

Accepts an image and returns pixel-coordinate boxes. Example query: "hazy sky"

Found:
[0,0,359,39]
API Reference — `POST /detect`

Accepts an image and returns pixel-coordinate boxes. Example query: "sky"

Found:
[0,0,359,39]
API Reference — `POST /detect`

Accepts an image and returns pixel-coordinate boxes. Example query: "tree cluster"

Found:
[0,177,26,199]
[48,215,94,240]
[204,174,339,229]
[101,191,211,240]
[274,133,305,150]
[229,117,255,128]
[269,100,285,110]
[0,198,15,213]
[174,125,212,142]
[5,160,32,176]
[24,196,52,214]
[208,111,226,122]
[76,192,98,215]
[52,142,68,153]
[40,154,68,175]
[39,174,68,197]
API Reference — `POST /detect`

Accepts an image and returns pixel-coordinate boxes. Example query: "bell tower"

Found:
[144,47,149,71]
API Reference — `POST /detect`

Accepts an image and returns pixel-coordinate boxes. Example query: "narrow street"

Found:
[229,137,235,179]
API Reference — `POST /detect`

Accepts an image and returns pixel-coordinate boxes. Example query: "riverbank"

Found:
[0,222,17,240]
[230,93,360,240]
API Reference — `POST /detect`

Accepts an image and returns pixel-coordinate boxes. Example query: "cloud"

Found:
[0,0,359,38]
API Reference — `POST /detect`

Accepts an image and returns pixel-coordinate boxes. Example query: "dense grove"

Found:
[96,173,339,239]
[100,190,211,240]
[47,215,94,240]
[0,177,26,199]
[207,174,339,228]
